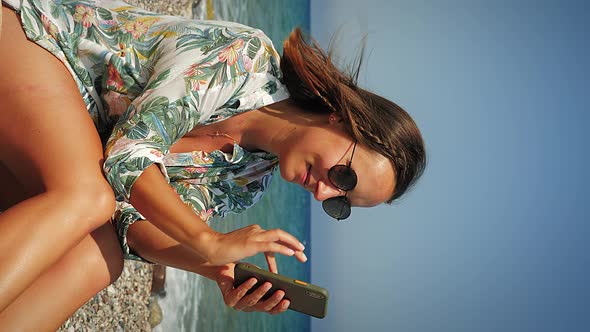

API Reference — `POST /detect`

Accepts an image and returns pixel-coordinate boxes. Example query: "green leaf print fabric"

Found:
[12,0,290,260]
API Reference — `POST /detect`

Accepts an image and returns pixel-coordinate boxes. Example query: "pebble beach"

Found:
[57,261,154,332]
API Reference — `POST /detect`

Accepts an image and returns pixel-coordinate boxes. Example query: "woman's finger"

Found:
[265,252,278,273]
[217,276,234,295]
[257,229,305,251]
[294,250,307,263]
[257,242,296,257]
[254,289,286,312]
[234,282,272,311]
[266,240,307,264]
[226,277,257,308]
[268,299,291,315]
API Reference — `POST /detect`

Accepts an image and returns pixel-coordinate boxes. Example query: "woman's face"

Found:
[276,114,396,208]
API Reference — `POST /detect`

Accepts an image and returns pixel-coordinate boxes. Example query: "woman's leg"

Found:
[0,167,124,331]
[0,7,116,311]
[0,223,124,331]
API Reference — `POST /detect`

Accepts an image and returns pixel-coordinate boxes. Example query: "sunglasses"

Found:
[321,141,358,220]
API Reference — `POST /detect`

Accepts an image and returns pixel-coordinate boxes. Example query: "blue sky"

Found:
[309,1,589,331]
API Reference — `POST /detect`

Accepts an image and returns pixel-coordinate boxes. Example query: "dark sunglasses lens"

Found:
[322,196,351,220]
[328,165,358,191]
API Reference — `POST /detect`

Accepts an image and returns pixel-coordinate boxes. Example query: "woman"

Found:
[0,0,425,329]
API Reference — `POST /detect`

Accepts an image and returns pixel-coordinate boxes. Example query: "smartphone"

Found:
[233,262,329,319]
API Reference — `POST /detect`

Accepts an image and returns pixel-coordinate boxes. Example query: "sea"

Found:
[153,1,312,331]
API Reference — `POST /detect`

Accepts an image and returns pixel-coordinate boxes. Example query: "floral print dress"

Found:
[3,0,290,260]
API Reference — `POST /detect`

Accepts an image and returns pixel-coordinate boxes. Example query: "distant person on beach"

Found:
[0,0,425,329]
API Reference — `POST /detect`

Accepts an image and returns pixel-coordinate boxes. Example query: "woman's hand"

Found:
[216,263,291,315]
[205,224,306,266]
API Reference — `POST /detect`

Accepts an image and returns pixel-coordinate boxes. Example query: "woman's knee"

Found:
[56,181,116,230]
[86,181,117,223]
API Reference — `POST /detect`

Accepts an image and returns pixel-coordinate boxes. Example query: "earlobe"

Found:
[328,113,343,125]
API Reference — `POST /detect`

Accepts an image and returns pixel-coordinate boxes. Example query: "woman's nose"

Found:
[313,180,343,202]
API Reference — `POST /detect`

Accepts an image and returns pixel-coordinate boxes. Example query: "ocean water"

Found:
[154,1,311,331]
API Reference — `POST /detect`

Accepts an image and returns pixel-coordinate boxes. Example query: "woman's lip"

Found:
[299,167,307,186]
[300,165,308,187]
[304,165,311,187]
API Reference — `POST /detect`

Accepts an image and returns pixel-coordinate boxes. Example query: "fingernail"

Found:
[299,243,305,250]
[301,252,308,262]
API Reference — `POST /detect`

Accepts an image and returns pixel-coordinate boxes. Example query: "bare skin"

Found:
[0,5,305,325]
[0,7,123,331]
[0,6,117,319]
[0,159,123,331]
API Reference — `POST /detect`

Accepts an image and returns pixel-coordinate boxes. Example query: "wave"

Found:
[153,267,203,332]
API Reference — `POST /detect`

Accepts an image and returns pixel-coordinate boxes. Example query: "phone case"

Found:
[233,262,329,319]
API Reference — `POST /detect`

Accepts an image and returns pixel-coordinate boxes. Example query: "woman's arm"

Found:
[129,164,216,261]
[129,164,306,265]
[126,211,225,279]
[127,218,292,314]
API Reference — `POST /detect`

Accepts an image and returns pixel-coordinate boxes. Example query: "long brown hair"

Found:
[280,28,426,203]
